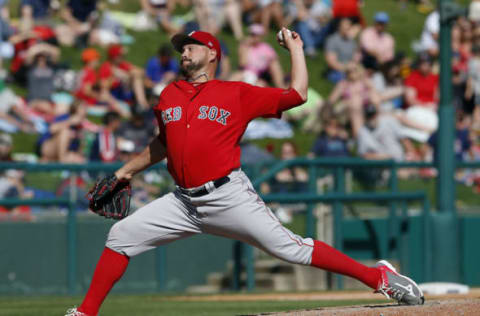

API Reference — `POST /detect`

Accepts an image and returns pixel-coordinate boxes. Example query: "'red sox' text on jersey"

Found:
[154,79,298,188]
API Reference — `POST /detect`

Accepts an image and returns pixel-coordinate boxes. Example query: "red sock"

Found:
[78,247,129,316]
[310,240,381,289]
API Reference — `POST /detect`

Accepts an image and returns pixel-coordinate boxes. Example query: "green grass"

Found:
[0,295,387,316]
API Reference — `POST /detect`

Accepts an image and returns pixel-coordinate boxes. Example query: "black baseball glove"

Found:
[87,174,131,219]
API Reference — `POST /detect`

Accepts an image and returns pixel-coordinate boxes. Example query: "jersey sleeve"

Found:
[240,82,303,121]
[153,88,172,146]
[153,106,167,146]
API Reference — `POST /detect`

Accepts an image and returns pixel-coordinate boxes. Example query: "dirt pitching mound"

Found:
[255,299,480,316]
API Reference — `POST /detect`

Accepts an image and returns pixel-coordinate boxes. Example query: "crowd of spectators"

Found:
[1,0,480,217]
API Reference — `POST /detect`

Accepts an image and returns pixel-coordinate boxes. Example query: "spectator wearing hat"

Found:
[75,48,100,106]
[144,44,179,98]
[360,12,395,65]
[230,24,285,88]
[75,48,130,118]
[324,18,361,83]
[99,44,149,111]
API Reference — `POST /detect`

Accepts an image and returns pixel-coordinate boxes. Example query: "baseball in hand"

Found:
[277,29,292,42]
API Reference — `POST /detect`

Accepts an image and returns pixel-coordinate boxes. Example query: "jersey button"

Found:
[187,124,190,128]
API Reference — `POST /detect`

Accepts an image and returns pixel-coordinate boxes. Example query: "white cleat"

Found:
[64,307,89,316]
[375,260,425,305]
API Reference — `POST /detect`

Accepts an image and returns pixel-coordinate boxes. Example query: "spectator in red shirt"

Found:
[396,53,439,143]
[99,44,149,111]
[75,48,130,118]
[404,53,438,108]
[330,0,363,37]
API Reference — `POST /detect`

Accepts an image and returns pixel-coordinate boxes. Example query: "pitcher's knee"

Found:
[105,219,142,256]
[264,237,315,265]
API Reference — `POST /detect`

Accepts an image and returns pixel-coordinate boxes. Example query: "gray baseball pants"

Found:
[106,168,315,265]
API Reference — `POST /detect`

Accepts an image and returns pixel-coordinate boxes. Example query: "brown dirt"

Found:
[169,288,480,302]
[169,289,480,316]
[258,299,480,316]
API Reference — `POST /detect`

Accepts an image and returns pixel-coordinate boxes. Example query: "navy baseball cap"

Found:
[171,31,222,61]
[374,12,389,24]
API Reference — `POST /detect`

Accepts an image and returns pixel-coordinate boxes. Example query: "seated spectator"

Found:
[89,111,122,162]
[193,0,243,40]
[290,0,332,57]
[272,141,308,192]
[0,169,32,220]
[140,0,180,36]
[55,0,99,47]
[0,133,12,161]
[267,141,308,223]
[10,25,59,86]
[144,44,179,98]
[0,81,36,133]
[428,111,473,163]
[404,53,438,107]
[357,105,405,161]
[310,110,350,158]
[99,44,149,111]
[0,8,15,64]
[360,12,395,65]
[240,140,274,166]
[26,52,57,117]
[257,0,285,33]
[417,10,439,57]
[117,112,156,155]
[363,56,404,112]
[230,24,285,88]
[75,48,130,118]
[19,0,57,33]
[327,63,380,137]
[324,18,361,83]
[397,53,438,143]
[36,100,86,163]
[466,44,480,131]
[330,0,363,36]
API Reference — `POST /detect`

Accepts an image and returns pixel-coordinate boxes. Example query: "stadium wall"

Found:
[1,215,479,295]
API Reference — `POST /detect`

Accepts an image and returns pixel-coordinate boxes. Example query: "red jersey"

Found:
[75,66,98,105]
[404,70,439,105]
[154,80,302,188]
[99,61,133,88]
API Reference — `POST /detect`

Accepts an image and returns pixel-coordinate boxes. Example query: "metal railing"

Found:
[1,158,480,293]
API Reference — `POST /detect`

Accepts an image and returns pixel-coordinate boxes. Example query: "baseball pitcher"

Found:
[66,29,424,316]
